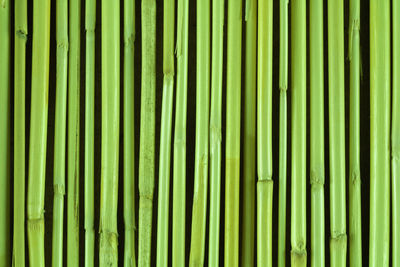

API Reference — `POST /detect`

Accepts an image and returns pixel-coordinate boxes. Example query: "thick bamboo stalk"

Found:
[172,0,188,264]
[27,0,51,265]
[225,0,242,265]
[138,0,156,266]
[257,0,273,265]
[99,0,120,265]
[0,0,10,264]
[290,0,307,265]
[369,0,391,266]
[52,0,69,265]
[241,0,256,264]
[156,0,175,265]
[310,0,325,266]
[348,0,362,265]
[84,0,96,264]
[189,0,210,265]
[123,0,136,265]
[13,0,27,265]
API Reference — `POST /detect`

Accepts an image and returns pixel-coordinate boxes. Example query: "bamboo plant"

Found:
[209,0,224,265]
[85,0,96,264]
[348,0,362,265]
[290,0,307,265]
[123,0,136,265]
[99,0,120,265]
[369,0,391,266]
[138,0,156,266]
[310,0,325,266]
[257,0,274,265]
[27,0,51,264]
[0,0,10,264]
[241,0,256,264]
[172,0,188,264]
[225,0,242,266]
[156,0,174,265]
[189,0,210,265]
[52,0,69,265]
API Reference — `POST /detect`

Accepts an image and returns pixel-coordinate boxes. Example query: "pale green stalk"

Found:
[290,0,307,265]
[189,0,210,265]
[156,0,175,265]
[310,0,325,266]
[13,0,27,265]
[257,0,273,265]
[0,0,10,264]
[348,0,361,265]
[123,0,136,265]
[99,0,120,265]
[84,0,95,264]
[369,0,391,265]
[27,0,51,265]
[225,0,242,265]
[138,0,156,266]
[52,0,68,265]
[172,0,188,264]
[241,0,256,264]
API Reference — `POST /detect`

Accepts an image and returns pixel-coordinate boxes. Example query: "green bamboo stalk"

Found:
[310,0,325,266]
[189,0,210,265]
[123,0,136,265]
[67,0,81,263]
[225,0,242,265]
[52,0,68,265]
[172,0,188,264]
[156,0,175,265]
[241,0,256,264]
[290,0,307,265]
[257,0,273,265]
[277,0,288,266]
[369,0,391,266]
[27,0,51,265]
[99,0,120,265]
[13,0,27,265]
[328,0,347,265]
[348,0,361,265]
[138,0,156,266]
[393,0,400,265]
[0,0,10,264]
[85,0,96,264]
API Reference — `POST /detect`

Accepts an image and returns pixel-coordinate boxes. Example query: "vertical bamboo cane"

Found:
[99,0,120,265]
[348,0,362,265]
[27,0,51,265]
[13,0,27,264]
[290,0,307,265]
[225,0,242,266]
[369,0,391,266]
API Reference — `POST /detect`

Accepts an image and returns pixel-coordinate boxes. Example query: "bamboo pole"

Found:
[156,0,174,264]
[99,0,120,265]
[138,0,156,266]
[123,0,136,265]
[348,0,362,265]
[310,0,325,266]
[172,0,188,264]
[369,0,391,266]
[257,0,273,265]
[0,0,10,264]
[241,0,256,264]
[26,0,51,265]
[52,0,69,265]
[13,0,27,264]
[225,0,242,265]
[290,0,307,265]
[189,0,210,265]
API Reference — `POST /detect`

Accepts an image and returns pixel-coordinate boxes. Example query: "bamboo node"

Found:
[54,184,65,195]
[124,33,135,48]
[392,150,400,162]
[16,29,28,41]
[27,218,44,232]
[57,41,69,51]
[310,170,324,188]
[350,170,361,185]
